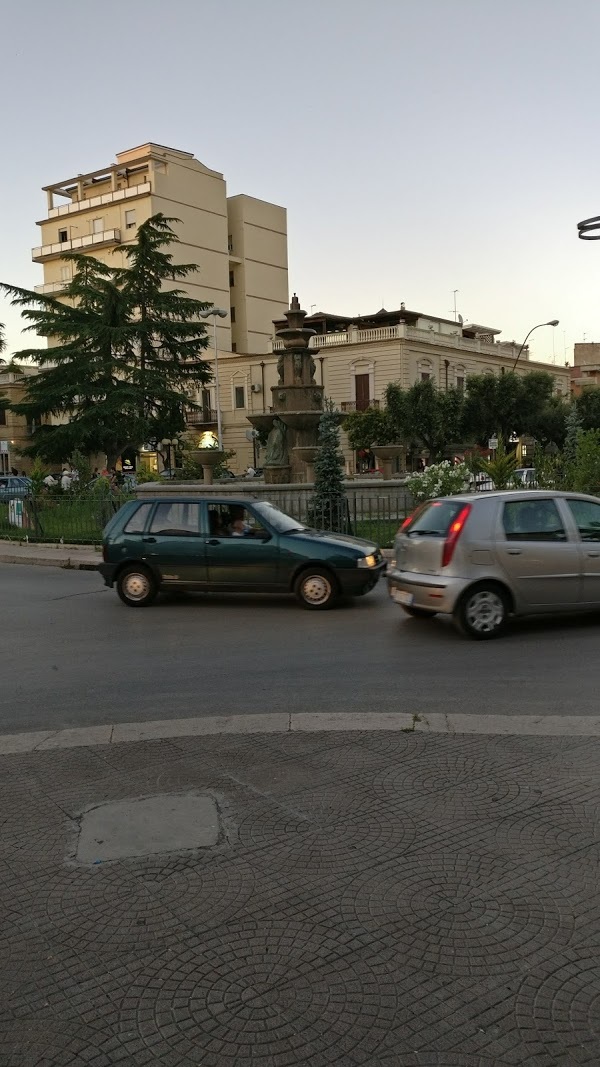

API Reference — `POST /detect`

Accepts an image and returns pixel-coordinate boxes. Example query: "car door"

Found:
[496,497,581,609]
[564,497,600,604]
[204,502,281,589]
[142,501,207,585]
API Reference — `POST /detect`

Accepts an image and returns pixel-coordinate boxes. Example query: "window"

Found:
[234,385,246,409]
[228,235,233,253]
[502,499,567,542]
[231,342,237,353]
[124,503,152,534]
[229,270,235,287]
[0,408,6,426]
[421,372,431,382]
[566,498,600,542]
[456,376,465,392]
[149,502,201,536]
[125,209,136,229]
[92,217,104,234]
[406,500,465,538]
[58,228,68,243]
[230,306,236,324]
[207,504,268,539]
[355,372,370,411]
[60,265,70,282]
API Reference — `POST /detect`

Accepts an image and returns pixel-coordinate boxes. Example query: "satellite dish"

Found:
[245,429,258,441]
[458,314,463,325]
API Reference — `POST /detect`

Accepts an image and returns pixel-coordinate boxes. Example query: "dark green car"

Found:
[99,496,386,610]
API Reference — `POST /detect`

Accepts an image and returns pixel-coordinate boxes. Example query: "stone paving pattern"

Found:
[1,729,599,1065]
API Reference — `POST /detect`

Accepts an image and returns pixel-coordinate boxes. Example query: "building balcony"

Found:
[270,324,524,362]
[186,408,218,426]
[32,229,122,262]
[340,400,381,412]
[34,280,68,295]
[46,182,151,220]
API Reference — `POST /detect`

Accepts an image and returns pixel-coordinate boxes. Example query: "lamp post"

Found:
[512,320,559,372]
[160,437,178,474]
[200,307,228,449]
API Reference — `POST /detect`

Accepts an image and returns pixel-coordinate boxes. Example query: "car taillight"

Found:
[441,504,471,567]
[398,503,425,535]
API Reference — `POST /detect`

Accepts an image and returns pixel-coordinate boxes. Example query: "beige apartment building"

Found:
[214,305,571,473]
[0,366,43,474]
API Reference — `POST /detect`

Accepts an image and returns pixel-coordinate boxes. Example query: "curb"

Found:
[1,711,599,756]
[0,554,99,570]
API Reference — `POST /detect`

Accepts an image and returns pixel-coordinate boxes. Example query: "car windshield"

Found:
[406,499,467,538]
[253,501,306,533]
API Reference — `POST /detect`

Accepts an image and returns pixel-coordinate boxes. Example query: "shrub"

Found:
[405,460,470,504]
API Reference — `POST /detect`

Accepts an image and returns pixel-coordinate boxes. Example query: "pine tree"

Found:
[564,404,582,469]
[311,403,348,532]
[1,216,212,467]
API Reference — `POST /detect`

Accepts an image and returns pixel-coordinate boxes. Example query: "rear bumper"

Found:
[98,562,116,587]
[338,561,386,596]
[387,568,467,614]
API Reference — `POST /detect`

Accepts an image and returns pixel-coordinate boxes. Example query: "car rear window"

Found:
[405,500,467,538]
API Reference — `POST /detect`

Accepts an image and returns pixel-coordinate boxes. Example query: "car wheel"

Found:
[402,605,437,618]
[294,567,338,610]
[117,565,157,607]
[454,583,508,640]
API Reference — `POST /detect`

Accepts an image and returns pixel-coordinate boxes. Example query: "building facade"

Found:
[212,305,571,473]
[0,366,43,474]
[571,342,600,395]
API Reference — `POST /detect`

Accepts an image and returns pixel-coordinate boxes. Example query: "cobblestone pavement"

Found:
[1,729,599,1065]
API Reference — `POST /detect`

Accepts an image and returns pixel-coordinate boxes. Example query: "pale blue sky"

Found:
[2,0,600,365]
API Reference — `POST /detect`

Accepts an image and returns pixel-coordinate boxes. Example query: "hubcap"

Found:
[465,590,504,633]
[123,572,150,602]
[302,574,331,605]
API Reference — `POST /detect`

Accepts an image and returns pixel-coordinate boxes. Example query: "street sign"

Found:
[488,436,498,450]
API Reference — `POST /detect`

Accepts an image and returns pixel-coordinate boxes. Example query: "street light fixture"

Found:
[200,307,228,449]
[160,437,178,473]
[512,320,559,371]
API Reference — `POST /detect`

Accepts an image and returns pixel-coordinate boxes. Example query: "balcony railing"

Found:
[34,280,69,294]
[32,229,121,262]
[48,181,151,219]
[341,400,381,413]
[269,324,526,362]
[186,408,218,426]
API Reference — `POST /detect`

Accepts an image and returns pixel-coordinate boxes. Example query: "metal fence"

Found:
[0,491,134,545]
[0,484,411,547]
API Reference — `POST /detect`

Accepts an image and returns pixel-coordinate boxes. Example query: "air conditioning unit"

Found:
[250,383,262,393]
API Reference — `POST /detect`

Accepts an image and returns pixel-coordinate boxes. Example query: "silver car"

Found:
[387,490,600,639]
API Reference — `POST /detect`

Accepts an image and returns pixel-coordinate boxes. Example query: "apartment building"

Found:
[214,304,571,473]
[571,342,600,395]
[0,366,42,474]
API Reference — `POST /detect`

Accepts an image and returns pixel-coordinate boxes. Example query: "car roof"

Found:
[136,495,259,504]
[434,490,600,503]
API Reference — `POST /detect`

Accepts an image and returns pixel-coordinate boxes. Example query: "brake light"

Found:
[398,503,425,534]
[441,504,471,567]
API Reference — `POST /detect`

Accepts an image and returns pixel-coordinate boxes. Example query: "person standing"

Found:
[61,468,72,491]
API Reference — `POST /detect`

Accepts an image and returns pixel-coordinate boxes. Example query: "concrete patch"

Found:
[76,792,220,863]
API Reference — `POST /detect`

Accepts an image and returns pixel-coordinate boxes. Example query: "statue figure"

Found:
[309,356,317,382]
[277,353,284,383]
[293,352,303,382]
[264,416,288,466]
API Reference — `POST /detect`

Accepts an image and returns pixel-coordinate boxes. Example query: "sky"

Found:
[2,0,600,366]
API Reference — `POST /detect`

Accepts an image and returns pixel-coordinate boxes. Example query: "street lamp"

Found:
[200,307,228,449]
[160,437,178,473]
[512,320,559,371]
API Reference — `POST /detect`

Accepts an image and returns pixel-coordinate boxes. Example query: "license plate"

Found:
[392,588,413,606]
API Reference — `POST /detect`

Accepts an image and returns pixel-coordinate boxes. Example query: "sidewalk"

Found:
[1,717,598,1065]
[0,541,100,569]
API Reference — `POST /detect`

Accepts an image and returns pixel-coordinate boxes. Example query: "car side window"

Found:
[208,504,268,539]
[149,502,201,536]
[123,503,152,534]
[502,499,567,542]
[566,499,600,542]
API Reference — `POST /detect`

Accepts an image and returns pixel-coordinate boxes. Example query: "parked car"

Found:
[0,476,32,500]
[388,490,600,639]
[99,496,386,609]
[159,468,184,480]
[513,467,538,488]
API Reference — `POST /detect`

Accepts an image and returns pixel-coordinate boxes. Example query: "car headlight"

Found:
[357,554,377,568]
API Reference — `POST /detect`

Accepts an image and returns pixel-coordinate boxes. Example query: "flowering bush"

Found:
[405,461,470,504]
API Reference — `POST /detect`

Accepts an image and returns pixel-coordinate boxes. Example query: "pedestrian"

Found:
[10,467,18,477]
[60,468,72,491]
[43,473,57,488]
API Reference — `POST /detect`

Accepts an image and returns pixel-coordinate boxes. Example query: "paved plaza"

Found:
[1,723,599,1065]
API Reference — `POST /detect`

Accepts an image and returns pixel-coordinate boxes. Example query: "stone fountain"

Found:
[249,294,324,483]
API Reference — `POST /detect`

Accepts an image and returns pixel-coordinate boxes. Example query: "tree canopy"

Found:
[0,215,212,466]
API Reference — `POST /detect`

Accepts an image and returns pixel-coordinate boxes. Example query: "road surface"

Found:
[0,563,596,733]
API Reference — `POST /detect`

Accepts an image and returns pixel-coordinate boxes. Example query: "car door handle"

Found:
[507,549,522,555]
[587,552,600,557]
[142,536,156,543]
[205,539,220,546]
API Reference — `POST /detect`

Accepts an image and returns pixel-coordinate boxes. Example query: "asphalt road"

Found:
[1,563,598,734]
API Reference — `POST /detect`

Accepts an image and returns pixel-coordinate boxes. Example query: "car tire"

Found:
[294,567,338,610]
[454,583,508,640]
[402,605,437,619]
[116,565,157,608]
